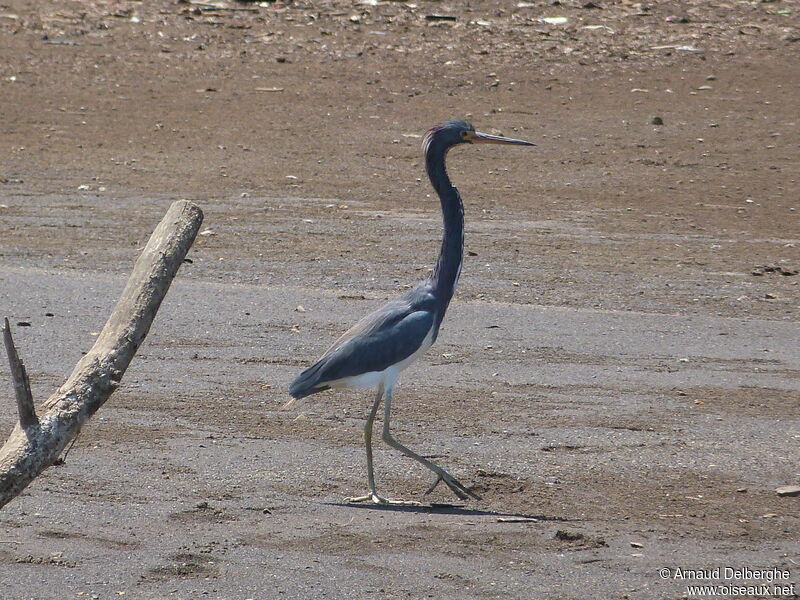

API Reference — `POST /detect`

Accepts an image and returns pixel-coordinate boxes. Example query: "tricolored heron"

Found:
[289,120,534,504]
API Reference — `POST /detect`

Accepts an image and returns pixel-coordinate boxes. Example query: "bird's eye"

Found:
[460,131,468,139]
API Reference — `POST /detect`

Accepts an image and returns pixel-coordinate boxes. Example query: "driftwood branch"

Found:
[0,200,203,509]
[2,319,37,431]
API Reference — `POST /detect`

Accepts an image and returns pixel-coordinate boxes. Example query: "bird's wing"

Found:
[326,301,435,372]
[289,289,437,398]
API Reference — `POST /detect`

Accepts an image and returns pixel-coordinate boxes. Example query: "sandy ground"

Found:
[0,1,798,599]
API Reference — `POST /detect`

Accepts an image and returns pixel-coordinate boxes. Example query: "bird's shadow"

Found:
[325,501,573,522]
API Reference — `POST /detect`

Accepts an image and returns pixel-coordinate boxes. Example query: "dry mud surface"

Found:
[0,1,799,599]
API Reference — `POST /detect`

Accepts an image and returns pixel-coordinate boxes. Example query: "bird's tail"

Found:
[288,361,331,400]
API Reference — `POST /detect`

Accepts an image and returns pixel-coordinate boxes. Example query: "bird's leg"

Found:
[381,387,481,502]
[346,386,386,504]
[346,385,422,506]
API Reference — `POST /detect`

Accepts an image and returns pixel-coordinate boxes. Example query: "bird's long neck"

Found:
[425,140,464,314]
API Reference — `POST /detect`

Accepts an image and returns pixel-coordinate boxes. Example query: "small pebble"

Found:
[776,485,800,497]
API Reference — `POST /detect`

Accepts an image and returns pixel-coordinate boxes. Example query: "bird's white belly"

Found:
[333,325,436,391]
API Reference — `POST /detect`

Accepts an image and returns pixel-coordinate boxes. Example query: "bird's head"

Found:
[423,120,535,155]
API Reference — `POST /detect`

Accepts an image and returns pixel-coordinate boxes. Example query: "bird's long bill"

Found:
[472,131,536,146]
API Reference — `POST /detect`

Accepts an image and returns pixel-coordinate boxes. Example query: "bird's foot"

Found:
[345,493,422,506]
[424,472,482,501]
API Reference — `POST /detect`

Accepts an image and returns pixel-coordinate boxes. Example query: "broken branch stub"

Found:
[0,200,203,509]
[2,318,37,431]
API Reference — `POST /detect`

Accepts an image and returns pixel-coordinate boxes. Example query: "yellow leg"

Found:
[380,386,480,501]
[346,386,386,504]
[346,385,423,506]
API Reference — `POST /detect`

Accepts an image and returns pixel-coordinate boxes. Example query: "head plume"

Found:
[422,120,475,155]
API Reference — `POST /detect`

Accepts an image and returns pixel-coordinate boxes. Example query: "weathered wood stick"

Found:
[2,318,37,431]
[0,200,203,509]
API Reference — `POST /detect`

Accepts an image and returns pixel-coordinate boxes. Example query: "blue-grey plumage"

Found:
[288,120,534,504]
[289,283,437,399]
